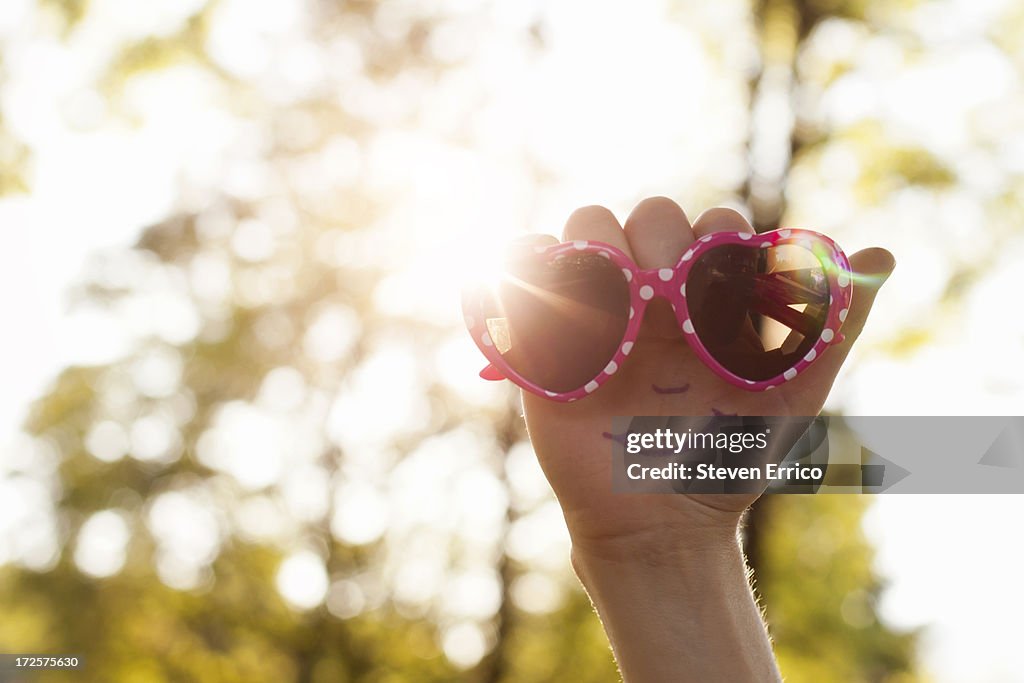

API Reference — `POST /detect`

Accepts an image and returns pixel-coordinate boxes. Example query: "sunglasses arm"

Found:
[479,363,506,381]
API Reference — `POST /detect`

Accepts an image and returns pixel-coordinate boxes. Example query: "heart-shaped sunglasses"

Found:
[462,229,853,401]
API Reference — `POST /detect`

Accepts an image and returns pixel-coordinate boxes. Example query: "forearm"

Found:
[571,529,781,683]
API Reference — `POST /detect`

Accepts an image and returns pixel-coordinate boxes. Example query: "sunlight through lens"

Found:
[687,243,830,381]
[481,252,630,393]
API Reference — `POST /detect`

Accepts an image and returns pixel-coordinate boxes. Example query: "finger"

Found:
[691,207,762,349]
[562,205,631,256]
[691,206,754,238]
[800,247,896,384]
[622,196,694,269]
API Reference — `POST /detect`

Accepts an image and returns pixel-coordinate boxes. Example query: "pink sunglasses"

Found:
[462,228,853,402]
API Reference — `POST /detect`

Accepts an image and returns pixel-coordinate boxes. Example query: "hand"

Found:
[519,198,896,563]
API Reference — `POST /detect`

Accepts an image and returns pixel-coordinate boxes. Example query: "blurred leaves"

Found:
[755,496,919,683]
[856,143,956,202]
[106,12,212,84]
[0,0,972,680]
[0,115,29,195]
[39,0,90,32]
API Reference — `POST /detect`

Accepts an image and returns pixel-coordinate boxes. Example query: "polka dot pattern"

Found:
[463,228,853,400]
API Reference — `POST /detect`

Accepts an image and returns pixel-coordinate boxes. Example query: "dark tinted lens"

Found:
[687,243,830,381]
[481,252,631,393]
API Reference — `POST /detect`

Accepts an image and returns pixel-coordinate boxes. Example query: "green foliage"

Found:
[753,497,921,683]
[0,0,928,680]
[497,591,618,683]
[0,117,29,195]
[39,0,90,32]
[105,13,211,84]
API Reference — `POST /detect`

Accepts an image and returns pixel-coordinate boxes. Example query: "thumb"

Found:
[802,247,896,384]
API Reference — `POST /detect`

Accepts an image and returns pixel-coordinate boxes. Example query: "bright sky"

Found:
[1,0,1023,679]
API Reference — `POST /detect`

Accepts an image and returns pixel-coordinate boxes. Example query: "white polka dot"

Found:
[544,390,557,397]
[622,268,632,282]
[682,319,695,334]
[745,379,755,385]
[701,235,713,242]
[568,398,577,402]
[764,385,776,391]
[839,308,849,322]
[604,361,618,375]
[760,241,772,248]
[481,333,493,347]
[679,283,686,296]
[598,251,610,259]
[639,285,654,300]
[804,348,817,362]
[629,306,635,319]
[838,272,850,288]
[658,268,673,281]
[573,240,588,250]
[622,341,634,355]
[584,381,599,393]
[821,328,834,343]
[778,229,791,238]
[681,250,694,262]
[738,232,752,240]
[464,316,475,329]
[784,368,797,380]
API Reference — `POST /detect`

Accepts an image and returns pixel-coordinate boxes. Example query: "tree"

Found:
[0,0,939,681]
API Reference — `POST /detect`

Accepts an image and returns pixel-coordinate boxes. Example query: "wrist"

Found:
[568,521,781,683]
[565,502,745,572]
[569,523,742,597]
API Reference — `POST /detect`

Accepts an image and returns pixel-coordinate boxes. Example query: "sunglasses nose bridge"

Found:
[636,268,683,302]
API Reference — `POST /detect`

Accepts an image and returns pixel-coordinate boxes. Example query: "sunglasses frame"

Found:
[462,228,854,402]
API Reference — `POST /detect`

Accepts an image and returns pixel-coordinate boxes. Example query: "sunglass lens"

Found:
[686,242,830,382]
[479,251,631,394]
